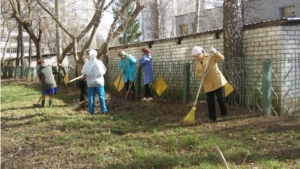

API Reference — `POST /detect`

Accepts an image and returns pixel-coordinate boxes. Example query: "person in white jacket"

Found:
[81,49,108,115]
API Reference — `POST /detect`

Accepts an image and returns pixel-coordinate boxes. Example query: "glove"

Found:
[211,46,217,53]
[202,71,206,77]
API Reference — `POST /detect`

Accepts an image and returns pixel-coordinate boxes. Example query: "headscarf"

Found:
[192,46,205,56]
[142,48,150,54]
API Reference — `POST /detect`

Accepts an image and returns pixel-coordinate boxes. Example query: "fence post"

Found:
[3,66,7,78]
[183,63,190,103]
[136,66,142,99]
[262,59,272,115]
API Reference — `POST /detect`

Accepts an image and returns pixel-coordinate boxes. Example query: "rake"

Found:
[33,95,42,107]
[183,53,211,124]
[125,65,139,99]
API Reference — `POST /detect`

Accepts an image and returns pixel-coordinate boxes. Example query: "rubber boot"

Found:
[128,92,135,100]
[49,100,53,108]
[41,100,45,108]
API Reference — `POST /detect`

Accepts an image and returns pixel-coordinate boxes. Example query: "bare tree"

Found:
[8,0,47,60]
[223,0,243,58]
[96,0,145,62]
[1,0,16,66]
[154,0,160,39]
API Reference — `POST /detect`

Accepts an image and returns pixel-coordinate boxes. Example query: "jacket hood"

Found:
[39,63,47,69]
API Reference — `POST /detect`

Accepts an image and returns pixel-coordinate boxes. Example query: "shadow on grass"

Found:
[1,105,69,112]
[1,111,71,129]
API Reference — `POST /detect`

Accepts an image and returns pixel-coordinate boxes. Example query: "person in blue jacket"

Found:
[139,48,153,101]
[118,51,137,100]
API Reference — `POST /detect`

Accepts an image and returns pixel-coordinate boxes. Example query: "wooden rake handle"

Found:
[193,53,212,107]
[125,65,139,99]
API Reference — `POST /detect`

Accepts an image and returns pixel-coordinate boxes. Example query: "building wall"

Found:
[108,22,300,62]
[244,0,300,23]
[175,0,300,36]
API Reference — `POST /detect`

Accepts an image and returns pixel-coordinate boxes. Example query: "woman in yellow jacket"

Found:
[192,46,228,123]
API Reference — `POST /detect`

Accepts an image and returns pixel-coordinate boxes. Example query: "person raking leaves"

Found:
[118,51,137,100]
[192,46,228,123]
[37,59,58,108]
[81,49,108,115]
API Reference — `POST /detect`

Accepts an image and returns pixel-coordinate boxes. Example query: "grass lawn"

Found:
[1,79,300,169]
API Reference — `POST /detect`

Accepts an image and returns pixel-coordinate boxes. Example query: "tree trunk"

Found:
[19,25,24,66]
[1,31,10,66]
[35,40,42,60]
[223,0,244,105]
[154,0,160,39]
[55,0,61,66]
[223,0,244,58]
[194,0,205,33]
[16,1,24,66]
[28,38,32,67]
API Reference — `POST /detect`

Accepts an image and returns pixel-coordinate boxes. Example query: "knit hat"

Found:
[192,46,205,56]
[89,49,97,59]
[118,51,126,56]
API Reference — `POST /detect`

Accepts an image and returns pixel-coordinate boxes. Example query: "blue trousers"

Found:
[88,86,108,114]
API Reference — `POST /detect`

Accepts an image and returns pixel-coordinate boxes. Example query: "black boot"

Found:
[41,100,45,108]
[49,100,53,108]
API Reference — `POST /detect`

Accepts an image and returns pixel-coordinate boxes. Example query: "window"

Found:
[42,48,45,53]
[52,38,56,43]
[49,0,54,3]
[23,37,29,42]
[62,17,65,24]
[82,37,89,42]
[282,6,296,17]
[6,48,10,53]
[12,36,18,41]
[24,47,29,53]
[49,7,54,13]
[81,9,88,15]
[71,0,76,4]
[81,19,88,25]
[179,24,188,35]
[11,48,17,53]
[81,0,87,4]
[72,8,76,14]
[50,48,56,53]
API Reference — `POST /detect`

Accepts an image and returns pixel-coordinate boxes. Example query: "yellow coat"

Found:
[194,52,227,93]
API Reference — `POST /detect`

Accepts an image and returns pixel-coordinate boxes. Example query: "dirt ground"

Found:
[75,88,300,126]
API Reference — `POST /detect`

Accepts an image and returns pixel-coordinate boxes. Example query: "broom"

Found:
[183,53,211,124]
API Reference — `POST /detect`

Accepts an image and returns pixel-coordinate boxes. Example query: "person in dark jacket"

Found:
[37,59,58,108]
[77,59,88,102]
[139,47,153,101]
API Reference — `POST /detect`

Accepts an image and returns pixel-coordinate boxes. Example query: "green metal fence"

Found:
[2,53,299,116]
